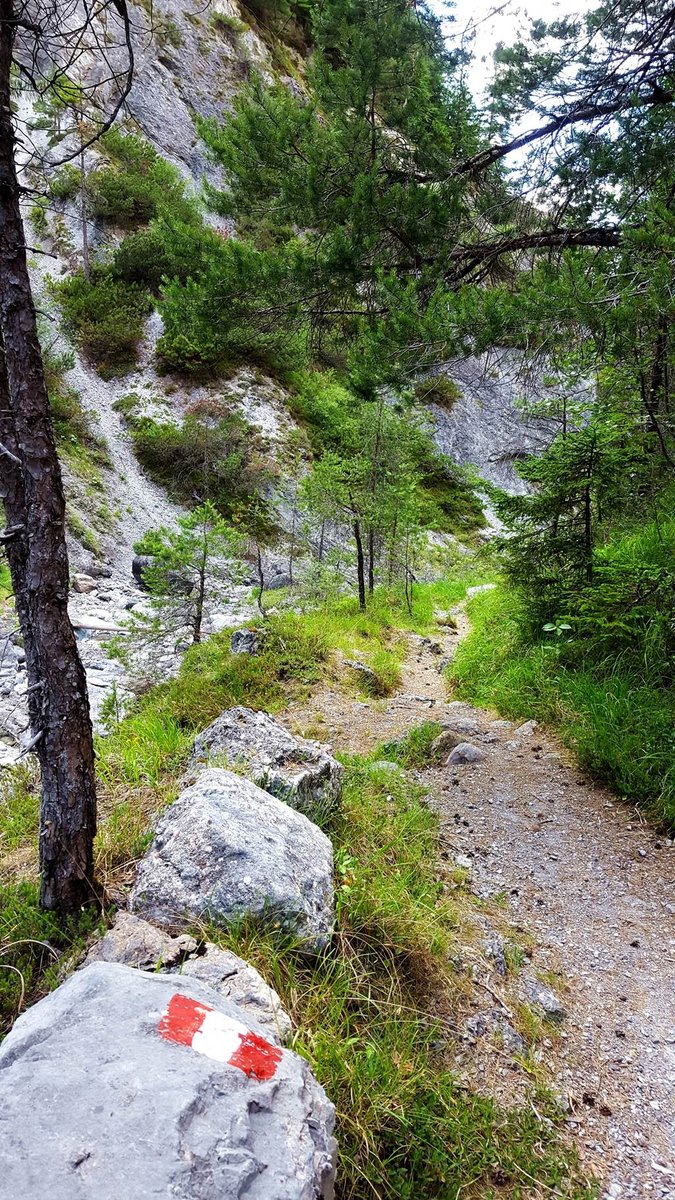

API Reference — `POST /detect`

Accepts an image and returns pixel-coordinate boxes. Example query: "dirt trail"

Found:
[287,613,675,1200]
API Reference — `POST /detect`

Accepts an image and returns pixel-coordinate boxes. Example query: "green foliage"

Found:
[380,721,443,768]
[86,129,198,229]
[111,220,222,294]
[50,270,152,375]
[451,586,675,827]
[48,164,81,201]
[413,374,462,409]
[124,400,273,520]
[123,503,245,649]
[156,237,307,377]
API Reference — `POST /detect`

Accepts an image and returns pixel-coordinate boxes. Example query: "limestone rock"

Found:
[85,914,292,1042]
[431,728,465,757]
[72,572,97,594]
[446,716,480,736]
[520,973,566,1023]
[0,962,336,1199]
[191,707,343,821]
[171,943,293,1043]
[131,768,334,952]
[447,742,486,765]
[85,911,197,970]
[230,628,260,656]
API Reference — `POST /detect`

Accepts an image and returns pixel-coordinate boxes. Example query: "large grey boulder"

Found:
[191,707,343,822]
[131,768,334,952]
[85,913,292,1042]
[0,962,336,1199]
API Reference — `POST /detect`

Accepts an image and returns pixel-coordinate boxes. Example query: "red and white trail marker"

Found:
[158,993,283,1081]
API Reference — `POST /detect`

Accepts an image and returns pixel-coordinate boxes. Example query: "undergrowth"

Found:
[451,586,675,827]
[0,580,593,1195]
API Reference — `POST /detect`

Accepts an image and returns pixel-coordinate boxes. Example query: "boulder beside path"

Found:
[192,706,343,822]
[131,768,335,952]
[0,962,336,1199]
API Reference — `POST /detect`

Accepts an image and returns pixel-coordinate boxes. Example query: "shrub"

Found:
[49,164,81,201]
[414,374,462,408]
[51,270,152,374]
[86,129,198,228]
[127,399,274,518]
[112,220,223,294]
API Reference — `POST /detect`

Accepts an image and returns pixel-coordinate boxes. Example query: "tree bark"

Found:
[367,526,375,596]
[0,5,97,916]
[353,519,366,611]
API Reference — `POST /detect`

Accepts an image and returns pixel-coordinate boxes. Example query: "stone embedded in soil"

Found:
[447,742,487,765]
[131,767,334,952]
[85,912,197,970]
[520,974,566,1023]
[483,933,507,976]
[230,628,260,656]
[431,728,466,757]
[446,716,481,736]
[0,962,336,1199]
[191,706,343,821]
[72,572,97,594]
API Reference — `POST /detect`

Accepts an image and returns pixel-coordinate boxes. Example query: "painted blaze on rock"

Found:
[0,962,337,1199]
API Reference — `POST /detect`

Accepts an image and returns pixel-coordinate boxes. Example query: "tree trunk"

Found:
[0,11,97,916]
[353,519,366,611]
[255,542,265,614]
[367,526,375,596]
[79,118,90,282]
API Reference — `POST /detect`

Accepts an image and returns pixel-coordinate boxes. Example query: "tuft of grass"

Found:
[451,586,675,827]
[0,881,102,1035]
[380,721,443,768]
[0,766,39,856]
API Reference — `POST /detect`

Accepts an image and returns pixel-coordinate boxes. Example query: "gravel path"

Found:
[287,615,675,1198]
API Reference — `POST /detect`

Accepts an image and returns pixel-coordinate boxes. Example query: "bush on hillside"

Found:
[127,399,275,519]
[86,128,198,228]
[51,271,152,375]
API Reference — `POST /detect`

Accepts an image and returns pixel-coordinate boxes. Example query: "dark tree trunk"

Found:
[353,519,366,611]
[0,9,97,916]
[367,526,375,596]
[255,542,265,614]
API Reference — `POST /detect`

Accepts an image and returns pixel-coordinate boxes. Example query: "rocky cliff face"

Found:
[430,352,559,497]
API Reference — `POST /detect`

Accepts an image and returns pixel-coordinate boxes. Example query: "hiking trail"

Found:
[287,608,675,1200]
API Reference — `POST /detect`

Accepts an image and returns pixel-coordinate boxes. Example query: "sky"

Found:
[434,0,590,103]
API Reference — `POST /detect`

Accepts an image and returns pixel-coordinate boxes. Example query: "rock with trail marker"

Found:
[85,914,292,1041]
[168,943,293,1043]
[131,767,334,952]
[447,742,486,765]
[191,706,343,821]
[0,962,336,1199]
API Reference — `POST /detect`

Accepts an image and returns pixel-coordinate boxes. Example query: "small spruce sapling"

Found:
[114,503,244,682]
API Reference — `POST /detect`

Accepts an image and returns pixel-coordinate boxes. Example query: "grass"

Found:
[0,580,594,1194]
[450,586,675,827]
[189,754,593,1199]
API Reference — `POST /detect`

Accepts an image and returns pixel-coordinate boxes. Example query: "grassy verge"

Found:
[193,755,594,1199]
[0,580,593,1195]
[450,586,675,827]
